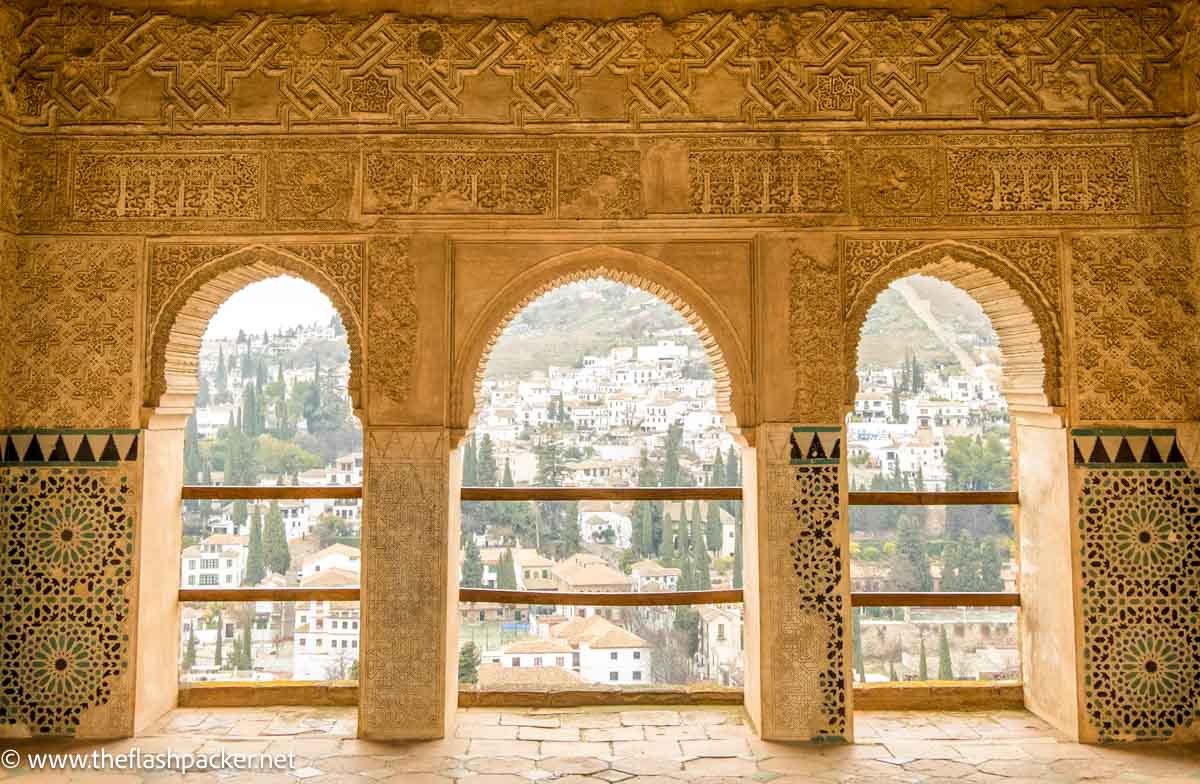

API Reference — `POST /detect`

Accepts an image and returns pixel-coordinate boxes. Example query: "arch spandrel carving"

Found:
[144,241,365,417]
[840,238,1065,416]
[451,245,754,447]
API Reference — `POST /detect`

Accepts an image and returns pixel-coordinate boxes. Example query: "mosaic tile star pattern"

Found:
[0,467,135,735]
[1078,467,1200,741]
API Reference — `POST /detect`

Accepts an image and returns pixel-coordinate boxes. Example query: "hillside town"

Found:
[178,276,1020,688]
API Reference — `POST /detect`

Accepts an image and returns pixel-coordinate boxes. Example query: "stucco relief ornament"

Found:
[868,155,927,209]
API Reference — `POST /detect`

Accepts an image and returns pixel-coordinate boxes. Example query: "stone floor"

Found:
[3,707,1199,783]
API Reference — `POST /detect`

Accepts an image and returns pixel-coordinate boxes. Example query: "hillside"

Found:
[484,275,997,379]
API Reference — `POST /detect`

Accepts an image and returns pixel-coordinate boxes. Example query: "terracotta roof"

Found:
[551,615,646,649]
[502,638,573,654]
[552,560,631,589]
[631,559,681,578]
[300,567,360,587]
[204,534,247,546]
[477,664,587,688]
[523,577,558,591]
[302,543,361,567]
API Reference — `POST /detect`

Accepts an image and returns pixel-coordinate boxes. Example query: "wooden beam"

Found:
[460,487,742,501]
[180,588,361,602]
[459,588,743,606]
[180,588,1019,608]
[182,486,363,500]
[852,592,1020,607]
[849,491,1018,506]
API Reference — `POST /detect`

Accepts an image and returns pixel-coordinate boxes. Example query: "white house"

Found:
[630,559,680,591]
[299,543,361,581]
[181,534,247,587]
[696,606,744,687]
[579,502,633,548]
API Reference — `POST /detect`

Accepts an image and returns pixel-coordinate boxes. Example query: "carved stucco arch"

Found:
[844,240,1064,416]
[145,244,364,415]
[453,246,753,444]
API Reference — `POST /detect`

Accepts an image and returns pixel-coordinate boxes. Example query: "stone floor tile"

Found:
[901,758,977,778]
[679,738,750,758]
[315,756,387,773]
[466,740,540,759]
[643,725,708,741]
[457,725,519,741]
[610,740,680,758]
[705,724,752,740]
[618,711,681,727]
[682,757,759,776]
[580,727,643,742]
[465,758,531,775]
[680,711,732,726]
[516,727,580,742]
[952,743,1032,764]
[498,716,560,729]
[455,776,530,784]
[538,742,610,759]
[537,756,608,775]
[559,714,623,730]
[608,757,683,776]
[592,771,632,782]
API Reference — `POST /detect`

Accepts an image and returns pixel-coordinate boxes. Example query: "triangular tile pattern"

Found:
[789,427,841,465]
[0,430,139,465]
[1071,428,1186,468]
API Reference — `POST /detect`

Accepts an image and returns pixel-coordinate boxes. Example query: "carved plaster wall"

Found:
[1069,232,1199,423]
[8,238,140,430]
[7,6,1189,130]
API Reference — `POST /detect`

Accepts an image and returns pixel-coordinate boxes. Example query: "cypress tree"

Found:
[710,454,726,487]
[889,660,898,682]
[478,435,498,487]
[705,501,721,554]
[662,422,683,486]
[183,626,197,670]
[891,383,902,421]
[232,499,248,534]
[214,612,224,668]
[463,435,479,486]
[918,635,929,680]
[691,506,711,590]
[661,509,676,564]
[245,506,266,586]
[852,610,865,681]
[501,458,514,487]
[459,642,481,684]
[724,446,741,519]
[980,539,1004,592]
[462,536,484,588]
[215,346,228,392]
[240,622,254,673]
[676,504,691,565]
[937,626,954,680]
[497,548,517,589]
[184,415,202,484]
[732,518,744,589]
[264,501,290,575]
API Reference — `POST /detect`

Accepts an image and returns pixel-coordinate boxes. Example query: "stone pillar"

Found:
[1013,417,1081,740]
[752,423,852,741]
[359,427,458,740]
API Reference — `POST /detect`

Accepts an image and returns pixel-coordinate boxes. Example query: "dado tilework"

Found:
[8,238,139,430]
[1073,428,1188,468]
[762,425,848,740]
[0,467,136,736]
[0,431,139,467]
[7,6,1188,129]
[1078,468,1200,741]
[1070,233,1199,422]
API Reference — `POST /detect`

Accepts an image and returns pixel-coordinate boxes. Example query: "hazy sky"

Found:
[204,276,337,339]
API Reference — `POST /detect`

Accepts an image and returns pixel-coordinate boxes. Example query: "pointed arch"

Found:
[144,242,364,416]
[452,245,753,443]
[844,239,1063,417]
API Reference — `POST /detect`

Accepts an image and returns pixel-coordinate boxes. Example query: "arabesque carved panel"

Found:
[1070,233,1199,422]
[8,238,138,429]
[362,151,553,216]
[946,146,1137,215]
[789,248,843,422]
[72,153,263,220]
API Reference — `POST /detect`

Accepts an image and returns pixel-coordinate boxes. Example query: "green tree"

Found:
[724,446,741,519]
[477,435,498,487]
[662,421,684,486]
[458,642,482,685]
[462,536,484,588]
[891,514,933,591]
[184,414,202,484]
[945,434,1011,491]
[214,612,224,668]
[215,346,228,393]
[890,382,903,421]
[661,510,676,564]
[264,501,290,575]
[710,453,726,488]
[979,539,1004,592]
[244,506,266,586]
[182,626,197,670]
[242,383,261,437]
[560,503,581,557]
[497,547,517,589]
[705,501,722,554]
[937,626,954,680]
[889,660,898,682]
[918,635,929,680]
[852,609,865,681]
[690,504,711,590]
[462,435,479,486]
[240,622,254,673]
[732,518,744,589]
[501,458,514,487]
[673,606,701,659]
